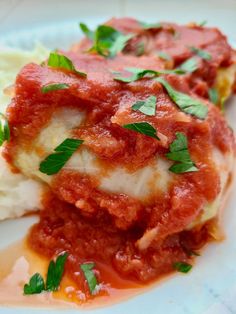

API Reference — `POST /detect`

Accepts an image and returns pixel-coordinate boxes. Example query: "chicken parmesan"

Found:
[0,18,235,304]
[74,17,236,105]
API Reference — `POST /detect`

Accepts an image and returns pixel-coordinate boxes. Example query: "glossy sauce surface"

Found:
[0,239,150,308]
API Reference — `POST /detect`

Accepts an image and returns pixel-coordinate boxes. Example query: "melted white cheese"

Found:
[16,108,174,200]
[15,108,234,227]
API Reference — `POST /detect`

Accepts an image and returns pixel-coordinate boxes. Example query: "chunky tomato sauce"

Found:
[74,17,235,98]
[29,192,210,291]
[3,18,235,302]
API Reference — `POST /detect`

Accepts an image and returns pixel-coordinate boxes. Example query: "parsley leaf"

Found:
[135,42,145,56]
[113,67,185,83]
[166,132,198,174]
[198,20,207,27]
[79,22,94,40]
[81,263,98,294]
[24,273,45,295]
[189,46,211,60]
[178,57,198,73]
[132,95,157,116]
[46,253,68,291]
[81,23,133,58]
[156,77,208,119]
[109,33,133,58]
[39,138,84,175]
[139,21,162,30]
[157,51,172,61]
[123,122,160,140]
[208,88,219,105]
[41,83,69,94]
[173,262,192,273]
[23,253,68,295]
[47,52,87,77]
[0,113,10,146]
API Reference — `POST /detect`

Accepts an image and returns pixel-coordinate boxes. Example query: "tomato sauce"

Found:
[3,19,235,304]
[74,17,235,98]
[28,193,210,293]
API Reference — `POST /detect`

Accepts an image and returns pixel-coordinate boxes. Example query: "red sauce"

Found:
[0,238,145,308]
[3,19,235,305]
[28,193,210,292]
[74,17,235,98]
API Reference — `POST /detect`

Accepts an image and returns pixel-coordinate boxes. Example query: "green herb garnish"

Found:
[24,273,45,295]
[156,77,208,119]
[113,67,185,83]
[157,51,172,61]
[198,20,207,27]
[39,138,84,175]
[46,253,68,291]
[208,88,219,105]
[166,132,198,173]
[135,42,145,56]
[79,22,94,40]
[220,97,226,112]
[0,113,10,146]
[173,262,192,273]
[81,263,98,294]
[24,253,68,295]
[47,52,87,77]
[108,32,133,58]
[41,83,69,94]
[189,46,211,60]
[80,23,133,58]
[139,21,162,30]
[178,57,198,73]
[132,95,157,116]
[123,122,159,140]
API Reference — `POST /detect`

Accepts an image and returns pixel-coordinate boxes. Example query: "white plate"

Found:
[0,1,236,313]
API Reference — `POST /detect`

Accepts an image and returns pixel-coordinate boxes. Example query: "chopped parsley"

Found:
[41,83,69,94]
[139,21,162,30]
[79,22,94,40]
[132,95,157,116]
[208,88,219,105]
[198,20,207,27]
[123,122,159,140]
[166,132,198,174]
[178,57,198,73]
[135,42,145,56]
[39,138,84,175]
[157,51,172,61]
[80,23,133,58]
[46,253,68,291]
[113,67,185,83]
[24,273,45,295]
[189,46,212,60]
[156,77,208,119]
[81,263,98,294]
[0,113,10,146]
[47,52,87,77]
[24,253,68,295]
[220,97,226,112]
[173,262,192,273]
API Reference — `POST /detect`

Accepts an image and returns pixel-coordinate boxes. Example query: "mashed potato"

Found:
[0,44,49,219]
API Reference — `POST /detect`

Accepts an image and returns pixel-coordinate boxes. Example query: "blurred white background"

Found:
[0,0,236,41]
